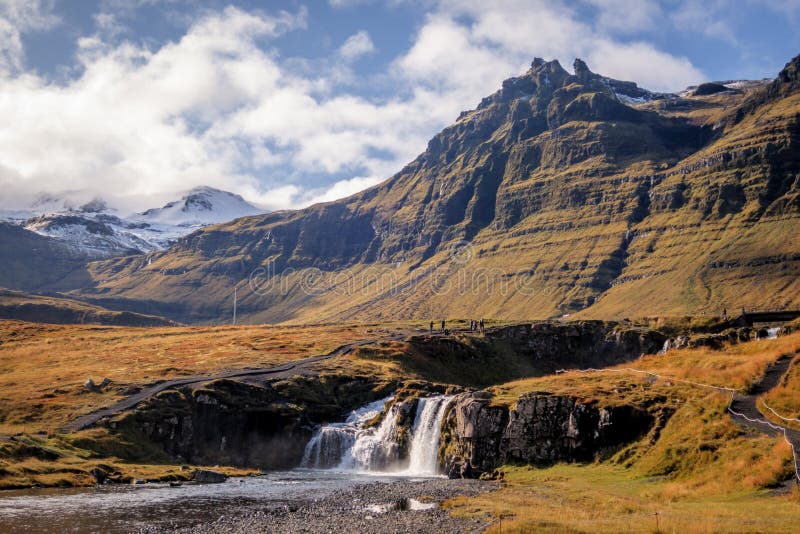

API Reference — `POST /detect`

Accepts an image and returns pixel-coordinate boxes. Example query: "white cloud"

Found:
[0,0,708,216]
[339,30,376,60]
[670,0,738,44]
[399,0,703,93]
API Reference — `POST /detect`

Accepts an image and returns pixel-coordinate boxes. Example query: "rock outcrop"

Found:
[106,375,396,470]
[440,391,653,477]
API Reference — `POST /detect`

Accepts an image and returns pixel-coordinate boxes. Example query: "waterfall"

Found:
[407,396,452,475]
[301,394,453,475]
[301,397,389,469]
[767,327,780,339]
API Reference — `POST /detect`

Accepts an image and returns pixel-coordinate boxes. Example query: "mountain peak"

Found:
[138,186,264,226]
[573,58,592,80]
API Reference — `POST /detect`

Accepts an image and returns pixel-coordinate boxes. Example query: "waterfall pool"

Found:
[0,469,450,533]
[0,395,466,533]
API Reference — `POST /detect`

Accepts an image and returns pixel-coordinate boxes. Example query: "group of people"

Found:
[428,318,485,334]
[469,318,485,333]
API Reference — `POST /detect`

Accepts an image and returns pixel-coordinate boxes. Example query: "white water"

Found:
[767,327,781,339]
[302,395,453,476]
[407,396,452,475]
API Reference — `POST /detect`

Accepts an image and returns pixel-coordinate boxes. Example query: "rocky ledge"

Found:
[439,391,653,477]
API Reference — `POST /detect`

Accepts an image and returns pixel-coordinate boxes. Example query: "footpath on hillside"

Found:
[728,356,800,482]
[62,332,409,433]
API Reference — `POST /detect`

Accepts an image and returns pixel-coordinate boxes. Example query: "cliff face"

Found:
[74,54,800,324]
[439,391,653,476]
[108,375,396,469]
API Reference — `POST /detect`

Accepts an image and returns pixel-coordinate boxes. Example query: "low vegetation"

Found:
[1,316,799,532]
[0,319,400,435]
[446,332,800,532]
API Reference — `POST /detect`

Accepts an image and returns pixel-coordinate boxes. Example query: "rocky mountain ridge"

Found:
[41,53,800,323]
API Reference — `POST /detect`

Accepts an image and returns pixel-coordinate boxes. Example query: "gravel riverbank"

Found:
[146,478,498,534]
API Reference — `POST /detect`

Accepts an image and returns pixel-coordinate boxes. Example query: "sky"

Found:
[0,0,798,214]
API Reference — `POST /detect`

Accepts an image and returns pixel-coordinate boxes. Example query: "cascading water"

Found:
[301,394,453,476]
[301,397,391,470]
[406,396,452,475]
[767,327,780,339]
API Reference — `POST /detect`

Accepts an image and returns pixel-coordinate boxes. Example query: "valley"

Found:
[1,315,799,532]
[1,34,799,534]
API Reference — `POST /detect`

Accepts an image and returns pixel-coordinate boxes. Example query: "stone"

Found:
[441,391,653,477]
[89,467,107,484]
[83,378,96,391]
[193,469,228,484]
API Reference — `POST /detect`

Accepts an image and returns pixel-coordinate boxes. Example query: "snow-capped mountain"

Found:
[134,186,265,227]
[1,187,266,259]
[24,213,153,259]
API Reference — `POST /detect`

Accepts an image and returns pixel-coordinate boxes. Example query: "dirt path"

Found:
[62,332,409,433]
[728,355,800,482]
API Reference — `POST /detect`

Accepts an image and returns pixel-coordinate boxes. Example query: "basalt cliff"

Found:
[67,54,800,323]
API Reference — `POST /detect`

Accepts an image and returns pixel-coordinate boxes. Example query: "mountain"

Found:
[1,187,265,259]
[69,54,800,324]
[0,222,90,291]
[134,186,265,228]
[0,288,177,326]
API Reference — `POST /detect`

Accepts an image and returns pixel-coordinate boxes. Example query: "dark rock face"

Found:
[693,82,731,96]
[485,321,667,367]
[110,375,395,470]
[440,392,653,476]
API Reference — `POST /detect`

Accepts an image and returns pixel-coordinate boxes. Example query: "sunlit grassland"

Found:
[445,333,800,531]
[0,319,416,435]
[445,464,800,533]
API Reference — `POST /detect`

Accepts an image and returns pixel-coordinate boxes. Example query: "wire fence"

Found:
[761,398,800,424]
[556,365,800,483]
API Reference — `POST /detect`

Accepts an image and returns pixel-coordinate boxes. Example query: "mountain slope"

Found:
[0,289,177,326]
[0,222,90,291]
[72,54,800,324]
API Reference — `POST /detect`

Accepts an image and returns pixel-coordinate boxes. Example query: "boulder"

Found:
[193,469,228,484]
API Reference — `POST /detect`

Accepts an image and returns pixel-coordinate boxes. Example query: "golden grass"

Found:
[490,332,800,407]
[0,432,257,489]
[446,464,800,533]
[761,354,800,430]
[443,333,800,530]
[0,319,407,434]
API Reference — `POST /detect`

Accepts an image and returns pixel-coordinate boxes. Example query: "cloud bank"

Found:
[0,0,732,214]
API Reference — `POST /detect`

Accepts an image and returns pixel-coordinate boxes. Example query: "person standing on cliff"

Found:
[429,321,434,334]
[441,319,446,332]
[479,318,485,333]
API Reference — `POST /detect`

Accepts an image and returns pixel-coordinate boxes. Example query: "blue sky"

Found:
[1,0,798,213]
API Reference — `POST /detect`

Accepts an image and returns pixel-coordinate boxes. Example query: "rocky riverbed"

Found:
[144,478,497,534]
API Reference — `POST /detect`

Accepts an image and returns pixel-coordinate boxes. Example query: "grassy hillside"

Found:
[65,55,800,325]
[446,333,800,532]
[0,223,90,292]
[0,289,176,326]
[0,320,391,435]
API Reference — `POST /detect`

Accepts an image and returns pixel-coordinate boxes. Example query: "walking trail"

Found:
[728,355,800,482]
[62,331,410,433]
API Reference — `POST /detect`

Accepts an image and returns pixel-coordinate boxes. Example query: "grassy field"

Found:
[446,464,800,533]
[0,318,430,488]
[444,333,800,532]
[0,319,416,435]
[1,317,799,530]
